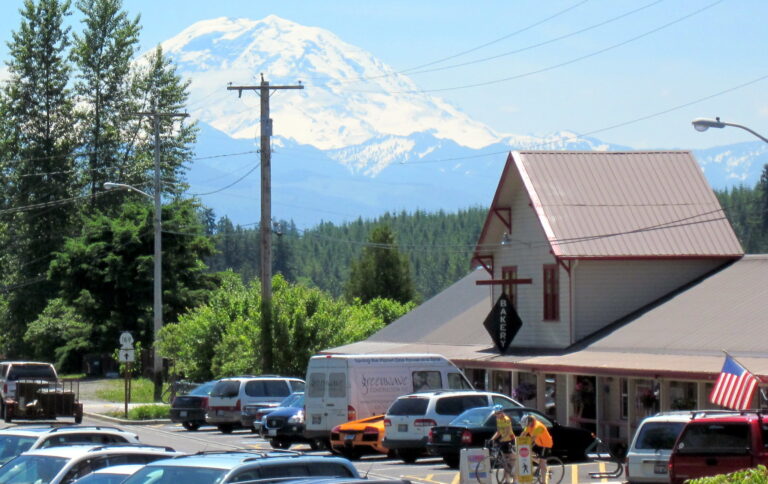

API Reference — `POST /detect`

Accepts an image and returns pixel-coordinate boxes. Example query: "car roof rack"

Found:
[48,425,124,433]
[88,443,175,452]
[689,409,766,419]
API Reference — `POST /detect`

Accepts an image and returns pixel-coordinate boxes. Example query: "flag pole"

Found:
[722,349,764,409]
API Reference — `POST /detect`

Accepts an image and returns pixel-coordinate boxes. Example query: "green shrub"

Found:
[688,466,768,484]
[107,405,170,420]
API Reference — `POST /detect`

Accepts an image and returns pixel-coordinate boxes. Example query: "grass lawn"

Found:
[96,378,166,403]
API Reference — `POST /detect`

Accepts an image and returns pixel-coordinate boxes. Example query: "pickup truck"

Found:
[0,361,83,423]
[668,410,768,484]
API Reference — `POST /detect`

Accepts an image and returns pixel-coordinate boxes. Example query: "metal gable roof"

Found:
[476,151,743,260]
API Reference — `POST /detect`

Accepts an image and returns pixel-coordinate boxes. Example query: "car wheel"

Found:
[218,424,234,434]
[443,455,460,469]
[398,449,420,464]
[311,438,329,451]
[182,422,200,431]
[270,439,291,449]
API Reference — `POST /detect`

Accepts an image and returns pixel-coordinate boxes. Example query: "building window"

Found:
[543,264,559,321]
[502,266,518,307]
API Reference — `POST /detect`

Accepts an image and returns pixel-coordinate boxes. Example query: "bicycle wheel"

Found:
[475,456,490,484]
[536,456,564,484]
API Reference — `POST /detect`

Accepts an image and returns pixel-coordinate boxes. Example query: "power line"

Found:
[190,162,261,196]
[348,0,723,94]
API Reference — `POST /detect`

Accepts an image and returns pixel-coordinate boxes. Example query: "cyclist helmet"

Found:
[521,414,535,427]
[492,404,504,413]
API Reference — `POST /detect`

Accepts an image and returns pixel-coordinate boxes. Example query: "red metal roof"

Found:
[476,151,743,259]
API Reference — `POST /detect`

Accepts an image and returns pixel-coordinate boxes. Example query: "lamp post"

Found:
[103,181,163,391]
[692,117,768,144]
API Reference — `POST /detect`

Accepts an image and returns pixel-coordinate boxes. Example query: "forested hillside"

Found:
[207,207,488,301]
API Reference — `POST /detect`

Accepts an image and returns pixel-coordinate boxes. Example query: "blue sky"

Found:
[0,0,766,150]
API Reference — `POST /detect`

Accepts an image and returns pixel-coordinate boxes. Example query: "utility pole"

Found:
[131,106,188,401]
[228,75,303,373]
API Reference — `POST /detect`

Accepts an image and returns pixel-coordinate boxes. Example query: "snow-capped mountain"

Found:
[159,15,766,226]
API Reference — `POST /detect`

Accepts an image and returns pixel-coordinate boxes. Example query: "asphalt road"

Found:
[2,416,627,484]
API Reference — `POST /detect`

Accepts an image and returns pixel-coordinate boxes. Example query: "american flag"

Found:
[709,355,760,410]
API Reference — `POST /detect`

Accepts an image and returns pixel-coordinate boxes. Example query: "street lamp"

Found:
[103,181,163,390]
[692,117,768,144]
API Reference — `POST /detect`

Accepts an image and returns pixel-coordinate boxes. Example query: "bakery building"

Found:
[330,150,768,448]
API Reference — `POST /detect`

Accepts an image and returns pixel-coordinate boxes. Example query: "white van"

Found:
[303,354,472,445]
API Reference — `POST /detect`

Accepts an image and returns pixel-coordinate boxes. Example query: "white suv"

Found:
[0,426,139,465]
[0,444,181,484]
[207,375,305,433]
[383,390,521,463]
[626,411,693,483]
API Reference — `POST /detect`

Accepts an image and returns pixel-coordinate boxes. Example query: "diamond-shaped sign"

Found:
[483,293,523,353]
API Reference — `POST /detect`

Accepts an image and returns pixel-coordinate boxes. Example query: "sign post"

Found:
[515,436,534,484]
[118,332,135,418]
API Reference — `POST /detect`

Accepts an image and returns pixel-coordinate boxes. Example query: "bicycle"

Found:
[161,378,197,403]
[584,434,624,479]
[531,452,564,484]
[476,440,516,484]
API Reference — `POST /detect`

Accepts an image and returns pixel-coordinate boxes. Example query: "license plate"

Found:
[442,434,451,442]
[654,463,667,474]
[345,434,355,441]
[268,429,277,436]
[398,424,408,432]
[179,411,187,417]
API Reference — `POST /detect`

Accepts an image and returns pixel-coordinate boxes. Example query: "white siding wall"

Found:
[492,186,571,349]
[573,259,724,339]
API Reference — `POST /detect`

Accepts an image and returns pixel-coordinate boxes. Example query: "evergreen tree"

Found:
[344,225,415,305]
[0,0,76,356]
[71,0,140,212]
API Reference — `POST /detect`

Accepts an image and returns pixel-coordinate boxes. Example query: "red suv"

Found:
[668,411,768,484]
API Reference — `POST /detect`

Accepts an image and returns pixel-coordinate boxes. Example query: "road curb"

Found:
[83,411,171,426]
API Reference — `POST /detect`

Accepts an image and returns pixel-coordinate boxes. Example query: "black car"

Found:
[427,406,593,468]
[261,393,312,449]
[169,380,217,431]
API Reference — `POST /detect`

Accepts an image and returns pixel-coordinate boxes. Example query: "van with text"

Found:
[303,353,472,448]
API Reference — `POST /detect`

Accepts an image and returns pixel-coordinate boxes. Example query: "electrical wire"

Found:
[190,162,261,196]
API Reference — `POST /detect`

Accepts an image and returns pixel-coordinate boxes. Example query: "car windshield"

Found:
[634,422,686,450]
[0,435,38,465]
[7,365,56,380]
[0,454,69,483]
[280,393,304,408]
[210,380,240,398]
[73,472,135,484]
[450,407,493,427]
[189,381,216,397]
[122,466,227,484]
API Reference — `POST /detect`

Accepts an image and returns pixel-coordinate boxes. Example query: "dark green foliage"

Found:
[715,181,768,253]
[344,225,415,304]
[0,0,77,356]
[207,208,487,301]
[30,199,216,371]
[71,0,141,211]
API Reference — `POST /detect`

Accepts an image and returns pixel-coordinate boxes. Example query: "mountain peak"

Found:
[161,16,502,151]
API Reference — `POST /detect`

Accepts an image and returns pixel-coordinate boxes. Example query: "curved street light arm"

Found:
[103,182,152,199]
[692,117,768,144]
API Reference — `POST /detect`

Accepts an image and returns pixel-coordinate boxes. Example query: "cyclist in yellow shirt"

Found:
[520,414,554,481]
[490,405,515,483]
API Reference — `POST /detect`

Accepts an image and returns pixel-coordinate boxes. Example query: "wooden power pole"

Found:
[227,75,303,373]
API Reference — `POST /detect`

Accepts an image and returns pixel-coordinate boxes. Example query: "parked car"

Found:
[668,410,768,484]
[330,414,388,460]
[427,405,594,468]
[625,411,693,483]
[206,376,305,434]
[0,444,181,484]
[169,380,217,431]
[246,392,303,434]
[382,390,521,463]
[120,450,360,483]
[72,464,144,484]
[0,425,140,465]
[304,353,473,446]
[261,393,311,449]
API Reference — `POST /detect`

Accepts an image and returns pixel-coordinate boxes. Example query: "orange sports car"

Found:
[330,415,389,459]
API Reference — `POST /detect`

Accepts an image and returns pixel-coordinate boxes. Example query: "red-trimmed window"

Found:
[501,266,517,307]
[543,264,559,321]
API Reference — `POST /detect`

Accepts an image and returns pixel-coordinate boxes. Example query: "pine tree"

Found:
[0,0,77,356]
[71,0,140,212]
[344,225,415,305]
